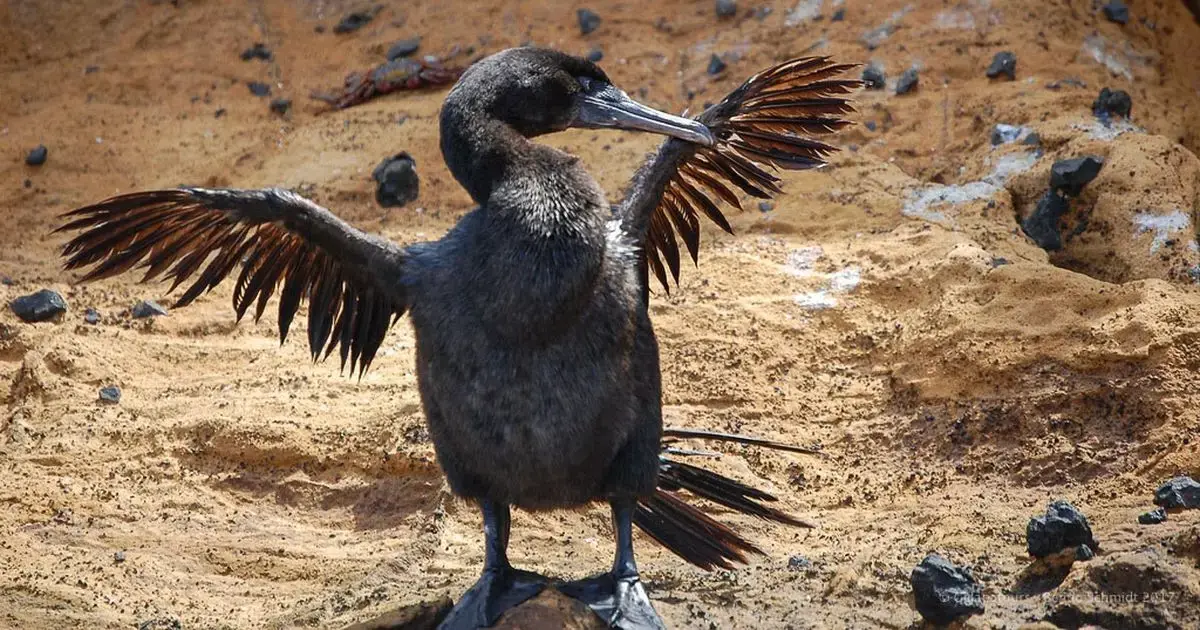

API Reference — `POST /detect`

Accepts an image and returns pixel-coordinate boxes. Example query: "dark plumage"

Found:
[55,48,858,628]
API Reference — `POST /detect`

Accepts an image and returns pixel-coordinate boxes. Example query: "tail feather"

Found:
[634,490,761,571]
[637,429,819,570]
[658,457,816,528]
[663,426,824,456]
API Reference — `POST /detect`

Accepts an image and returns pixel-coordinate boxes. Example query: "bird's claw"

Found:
[437,566,547,629]
[560,572,666,630]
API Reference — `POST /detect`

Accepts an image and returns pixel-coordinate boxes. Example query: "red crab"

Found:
[313,56,465,110]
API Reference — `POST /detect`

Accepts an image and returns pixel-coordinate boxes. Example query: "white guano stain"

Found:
[902,151,1039,225]
[1132,210,1192,253]
[785,247,862,310]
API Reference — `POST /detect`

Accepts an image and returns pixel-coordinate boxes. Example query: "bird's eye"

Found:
[578,76,595,91]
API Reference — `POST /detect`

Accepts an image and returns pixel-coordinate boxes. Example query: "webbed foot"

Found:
[560,572,665,630]
[437,567,547,629]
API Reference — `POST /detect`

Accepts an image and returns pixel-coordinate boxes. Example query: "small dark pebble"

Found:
[1092,87,1132,120]
[386,37,421,61]
[586,48,604,63]
[131,300,168,318]
[865,120,877,131]
[577,8,602,35]
[114,551,127,563]
[84,308,101,324]
[334,9,377,34]
[861,63,885,90]
[707,54,727,75]
[1,275,12,285]
[716,0,737,18]
[1154,476,1200,509]
[991,257,1010,267]
[99,386,121,404]
[247,81,271,97]
[1050,156,1104,197]
[25,145,48,166]
[214,108,227,118]
[910,554,984,626]
[314,24,326,33]
[1138,507,1167,525]
[269,98,292,115]
[1022,132,1042,147]
[10,289,67,323]
[1102,0,1129,24]
[758,201,775,212]
[895,68,918,95]
[831,7,845,21]
[23,179,32,188]
[373,152,420,208]
[240,43,273,62]
[1026,500,1098,559]
[787,555,812,571]
[85,65,100,74]
[985,51,1017,81]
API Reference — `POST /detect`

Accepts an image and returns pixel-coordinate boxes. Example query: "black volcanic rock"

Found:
[334,8,377,34]
[910,554,985,626]
[1154,476,1200,509]
[25,145,48,166]
[1138,507,1167,525]
[373,152,420,208]
[386,37,421,61]
[986,51,1017,80]
[1026,500,1098,559]
[240,43,273,61]
[131,300,168,318]
[707,54,727,75]
[1102,0,1129,24]
[10,289,67,322]
[861,63,885,90]
[1050,156,1104,197]
[577,8,602,34]
[896,68,918,95]
[1092,87,1132,120]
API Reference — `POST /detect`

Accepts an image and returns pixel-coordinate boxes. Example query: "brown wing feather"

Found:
[640,56,860,291]
[56,187,407,376]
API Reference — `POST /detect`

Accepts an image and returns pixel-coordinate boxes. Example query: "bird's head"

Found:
[442,47,714,146]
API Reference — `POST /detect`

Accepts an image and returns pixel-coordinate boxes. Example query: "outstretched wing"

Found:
[620,56,860,293]
[56,187,408,376]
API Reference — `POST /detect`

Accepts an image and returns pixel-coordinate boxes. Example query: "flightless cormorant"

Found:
[55,48,858,629]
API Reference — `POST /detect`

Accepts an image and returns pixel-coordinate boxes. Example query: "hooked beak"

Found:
[573,84,715,146]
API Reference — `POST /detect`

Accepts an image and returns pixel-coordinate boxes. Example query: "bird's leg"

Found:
[437,501,547,630]
[560,498,666,629]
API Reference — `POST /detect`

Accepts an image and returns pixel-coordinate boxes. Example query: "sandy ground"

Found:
[3,0,1200,628]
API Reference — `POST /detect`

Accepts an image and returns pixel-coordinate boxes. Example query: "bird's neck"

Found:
[441,111,607,238]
